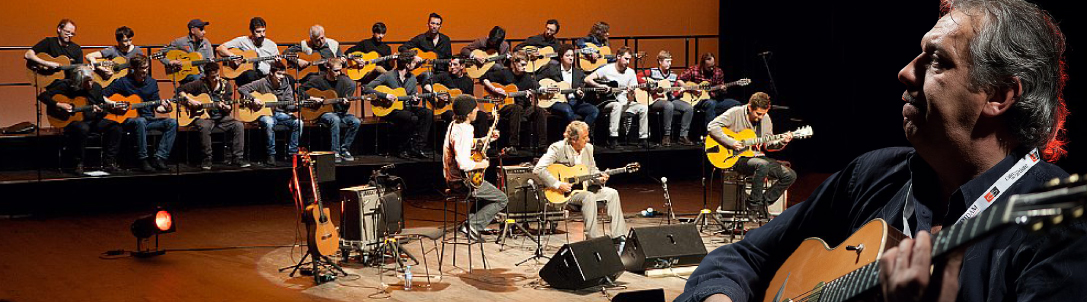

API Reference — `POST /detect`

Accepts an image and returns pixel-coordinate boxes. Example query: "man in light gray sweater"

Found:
[706,92,796,211]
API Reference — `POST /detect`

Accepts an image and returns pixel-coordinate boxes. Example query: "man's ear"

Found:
[983,76,1022,117]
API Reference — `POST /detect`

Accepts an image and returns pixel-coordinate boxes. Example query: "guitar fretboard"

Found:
[809,201,1014,302]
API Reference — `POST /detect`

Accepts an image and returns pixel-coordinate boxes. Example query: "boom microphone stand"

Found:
[515,179,549,266]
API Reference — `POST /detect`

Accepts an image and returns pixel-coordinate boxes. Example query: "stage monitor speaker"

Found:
[620,224,707,273]
[539,236,624,290]
[611,288,665,302]
[301,151,336,182]
[501,165,546,214]
[340,185,404,246]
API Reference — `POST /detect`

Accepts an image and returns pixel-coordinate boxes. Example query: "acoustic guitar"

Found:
[298,149,340,258]
[523,46,557,72]
[102,94,175,124]
[221,48,296,79]
[402,48,452,76]
[480,83,538,112]
[464,49,510,79]
[176,93,237,126]
[577,43,612,72]
[632,79,687,105]
[677,78,752,105]
[163,50,241,82]
[762,177,1087,302]
[285,49,324,76]
[299,88,379,121]
[235,91,314,123]
[464,107,500,188]
[704,125,813,169]
[370,85,451,117]
[424,83,463,116]
[344,51,398,81]
[541,162,640,204]
[535,78,608,108]
[45,95,100,128]
[91,50,168,87]
[585,79,655,106]
[25,54,89,86]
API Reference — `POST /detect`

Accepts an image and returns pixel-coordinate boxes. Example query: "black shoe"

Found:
[605,137,622,150]
[408,149,427,159]
[200,158,213,170]
[139,158,155,172]
[397,150,414,159]
[150,157,168,171]
[69,163,85,176]
[103,159,121,173]
[640,139,659,149]
[661,135,672,147]
[677,137,695,146]
[264,155,276,167]
[234,159,251,168]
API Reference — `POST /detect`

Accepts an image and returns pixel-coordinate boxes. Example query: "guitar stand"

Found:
[278,251,347,285]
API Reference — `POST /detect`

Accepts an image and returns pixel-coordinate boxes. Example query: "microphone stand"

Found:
[515,178,549,266]
[758,52,780,100]
[658,177,677,225]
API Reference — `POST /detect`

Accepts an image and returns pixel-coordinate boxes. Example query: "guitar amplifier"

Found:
[340,185,403,249]
[501,165,546,214]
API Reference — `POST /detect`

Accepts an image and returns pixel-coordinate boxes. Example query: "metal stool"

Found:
[439,186,488,273]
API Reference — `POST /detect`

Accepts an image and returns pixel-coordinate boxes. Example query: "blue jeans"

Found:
[258,112,301,156]
[650,98,694,137]
[124,117,177,160]
[550,101,599,126]
[318,112,361,153]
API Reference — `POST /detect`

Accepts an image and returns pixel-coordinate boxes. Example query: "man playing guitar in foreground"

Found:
[442,95,508,242]
[707,92,796,215]
[102,54,177,172]
[678,0,1086,301]
[533,121,627,240]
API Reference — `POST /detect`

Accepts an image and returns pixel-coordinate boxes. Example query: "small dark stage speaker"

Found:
[539,236,624,290]
[305,151,336,183]
[620,224,707,273]
[611,288,665,302]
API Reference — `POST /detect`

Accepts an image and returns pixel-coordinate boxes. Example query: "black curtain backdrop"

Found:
[719,0,1083,175]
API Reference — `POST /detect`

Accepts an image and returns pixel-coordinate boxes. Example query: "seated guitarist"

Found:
[216,17,279,87]
[538,44,599,136]
[584,46,653,150]
[38,68,121,175]
[640,50,695,147]
[680,1,1085,301]
[481,51,548,156]
[238,61,302,167]
[573,21,611,72]
[364,52,433,159]
[707,92,796,213]
[24,19,82,85]
[533,121,627,239]
[102,54,177,172]
[399,13,453,74]
[294,24,344,83]
[162,19,213,85]
[460,26,510,71]
[176,63,248,170]
[514,19,561,55]
[300,58,359,163]
[85,26,142,80]
[344,22,393,84]
[442,96,508,242]
[676,52,741,127]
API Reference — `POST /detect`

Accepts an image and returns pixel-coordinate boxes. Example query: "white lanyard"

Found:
[902,148,1041,237]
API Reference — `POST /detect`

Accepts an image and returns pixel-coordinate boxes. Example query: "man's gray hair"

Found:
[945,0,1068,159]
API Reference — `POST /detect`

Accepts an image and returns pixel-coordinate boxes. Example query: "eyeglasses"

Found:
[60,29,76,37]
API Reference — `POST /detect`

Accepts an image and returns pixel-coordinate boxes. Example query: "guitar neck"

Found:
[819,201,1016,302]
[571,167,630,183]
[744,132,791,146]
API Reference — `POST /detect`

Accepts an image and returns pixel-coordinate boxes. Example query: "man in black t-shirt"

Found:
[345,22,393,84]
[425,57,494,136]
[301,58,360,162]
[481,51,548,155]
[25,19,83,87]
[364,53,433,159]
[38,68,121,175]
[514,19,561,54]
[399,13,452,72]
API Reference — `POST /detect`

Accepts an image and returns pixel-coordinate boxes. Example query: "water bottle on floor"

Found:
[404,265,413,291]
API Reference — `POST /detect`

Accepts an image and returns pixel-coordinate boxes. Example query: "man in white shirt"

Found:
[443,95,508,241]
[585,46,653,149]
[217,17,279,87]
[533,121,627,239]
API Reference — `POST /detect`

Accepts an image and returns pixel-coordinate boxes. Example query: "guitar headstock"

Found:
[1008,175,1087,232]
[791,125,813,139]
[735,78,752,86]
[624,162,641,173]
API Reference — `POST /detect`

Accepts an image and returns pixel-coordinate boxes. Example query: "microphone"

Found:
[527,179,538,190]
[758,51,772,57]
[660,177,668,184]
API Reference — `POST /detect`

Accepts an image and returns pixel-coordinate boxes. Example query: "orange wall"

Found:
[0,0,719,124]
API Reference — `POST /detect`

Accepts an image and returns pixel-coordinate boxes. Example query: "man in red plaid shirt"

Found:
[677,53,742,128]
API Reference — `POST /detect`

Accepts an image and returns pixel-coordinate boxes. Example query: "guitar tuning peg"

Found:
[1069,174,1080,184]
[1047,177,1063,188]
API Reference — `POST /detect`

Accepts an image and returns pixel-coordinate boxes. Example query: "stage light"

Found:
[130,209,176,257]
